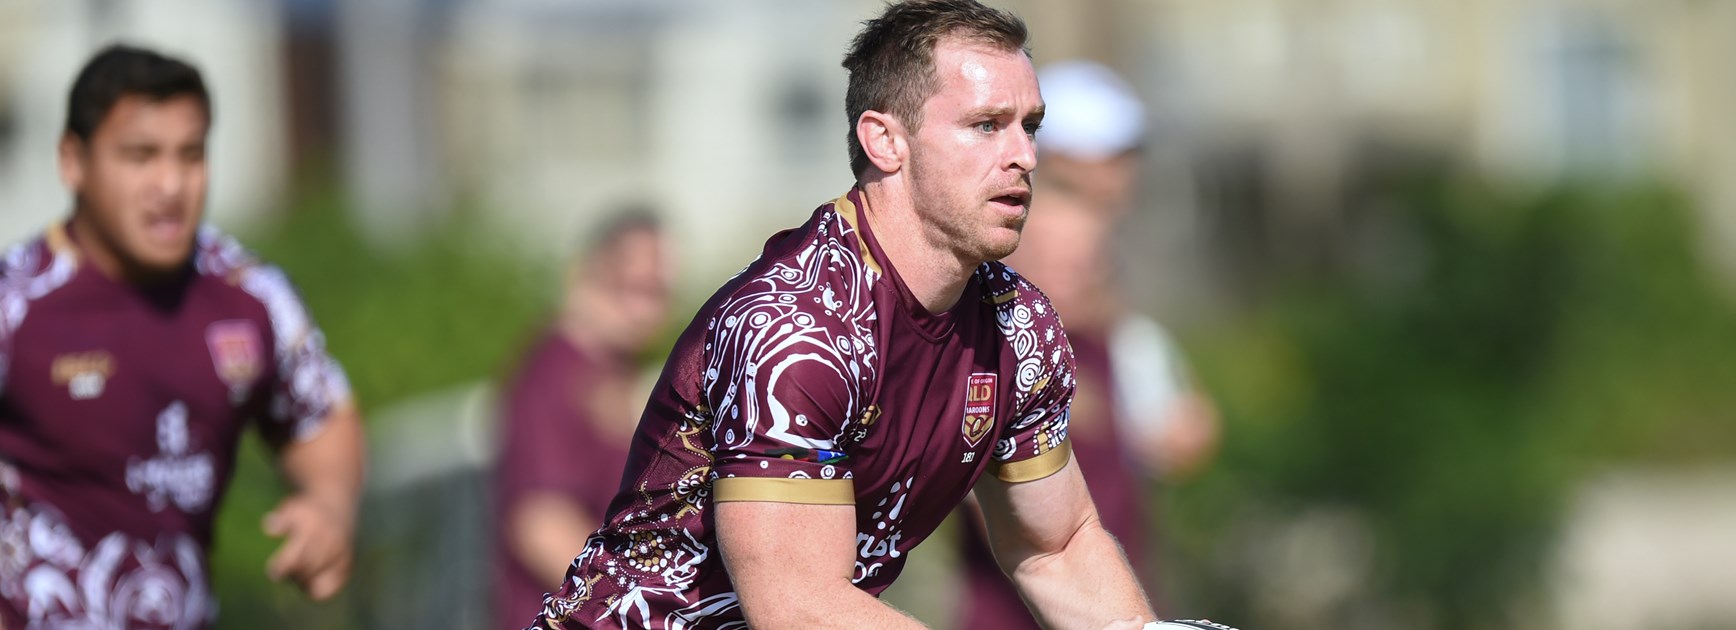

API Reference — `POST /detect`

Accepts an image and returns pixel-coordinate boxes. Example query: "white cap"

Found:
[1036,60,1147,161]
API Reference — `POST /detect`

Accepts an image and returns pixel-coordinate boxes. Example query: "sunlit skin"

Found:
[563,227,675,359]
[59,94,209,284]
[857,39,1044,313]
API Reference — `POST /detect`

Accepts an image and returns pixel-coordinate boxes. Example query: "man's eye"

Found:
[976,121,997,133]
[1024,122,1042,137]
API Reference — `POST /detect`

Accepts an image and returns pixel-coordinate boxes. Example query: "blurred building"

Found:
[1111,0,1736,305]
[6,0,1729,290]
[425,0,879,290]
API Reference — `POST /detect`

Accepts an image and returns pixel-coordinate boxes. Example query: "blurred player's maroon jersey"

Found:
[494,332,636,630]
[531,189,1074,629]
[0,224,350,628]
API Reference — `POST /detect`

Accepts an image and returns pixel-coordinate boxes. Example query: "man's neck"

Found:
[859,181,977,314]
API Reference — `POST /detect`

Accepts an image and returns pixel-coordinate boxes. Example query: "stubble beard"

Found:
[909,155,1027,266]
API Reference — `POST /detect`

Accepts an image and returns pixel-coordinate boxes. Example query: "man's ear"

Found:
[58,134,87,193]
[856,110,910,175]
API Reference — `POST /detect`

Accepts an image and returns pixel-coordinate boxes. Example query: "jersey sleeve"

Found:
[239,264,353,447]
[702,298,866,505]
[0,256,18,397]
[0,237,76,399]
[986,277,1075,483]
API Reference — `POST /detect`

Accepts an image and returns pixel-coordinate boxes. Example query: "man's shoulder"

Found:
[191,225,265,281]
[1,228,79,317]
[695,204,884,382]
[191,227,315,343]
[978,261,1073,405]
[707,199,880,338]
[1,232,58,286]
[976,261,1062,327]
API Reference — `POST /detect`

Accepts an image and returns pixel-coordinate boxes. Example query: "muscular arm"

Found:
[976,453,1154,629]
[267,403,367,600]
[715,500,927,629]
[507,492,599,586]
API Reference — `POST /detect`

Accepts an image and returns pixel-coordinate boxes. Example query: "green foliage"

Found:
[1170,179,1736,629]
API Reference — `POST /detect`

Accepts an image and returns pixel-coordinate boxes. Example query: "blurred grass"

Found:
[210,187,553,629]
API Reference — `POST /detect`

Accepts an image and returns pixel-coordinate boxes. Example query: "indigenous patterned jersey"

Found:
[531,189,1074,629]
[494,333,637,630]
[0,224,351,629]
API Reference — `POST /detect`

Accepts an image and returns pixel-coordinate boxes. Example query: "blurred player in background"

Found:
[956,60,1222,630]
[492,211,674,629]
[0,45,366,627]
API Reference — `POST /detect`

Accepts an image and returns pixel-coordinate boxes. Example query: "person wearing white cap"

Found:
[954,59,1225,630]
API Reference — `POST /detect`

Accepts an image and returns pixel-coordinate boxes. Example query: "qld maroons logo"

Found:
[961,373,997,447]
[205,320,262,403]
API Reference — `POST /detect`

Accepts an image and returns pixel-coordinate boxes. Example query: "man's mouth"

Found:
[988,189,1030,212]
[144,212,188,243]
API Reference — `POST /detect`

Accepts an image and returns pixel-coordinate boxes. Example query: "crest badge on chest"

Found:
[961,373,997,450]
[206,320,263,405]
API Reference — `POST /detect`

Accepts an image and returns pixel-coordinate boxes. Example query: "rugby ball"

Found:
[1146,621,1240,630]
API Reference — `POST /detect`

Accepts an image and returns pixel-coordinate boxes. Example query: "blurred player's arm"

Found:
[507,491,598,586]
[716,499,927,629]
[246,266,366,601]
[976,453,1155,630]
[268,402,366,601]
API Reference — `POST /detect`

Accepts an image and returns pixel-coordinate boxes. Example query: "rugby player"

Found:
[0,45,365,627]
[529,1,1232,628]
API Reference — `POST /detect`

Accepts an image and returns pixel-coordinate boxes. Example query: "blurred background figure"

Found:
[0,44,365,628]
[490,210,673,630]
[953,60,1221,630]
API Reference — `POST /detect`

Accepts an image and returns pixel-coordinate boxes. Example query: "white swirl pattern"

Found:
[701,210,881,454]
[988,265,1075,461]
[198,229,352,441]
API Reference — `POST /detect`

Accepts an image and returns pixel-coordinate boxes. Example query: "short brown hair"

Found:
[841,0,1029,177]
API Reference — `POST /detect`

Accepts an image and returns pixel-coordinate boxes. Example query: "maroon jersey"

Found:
[958,331,1150,630]
[530,189,1075,629]
[494,333,636,630]
[0,224,351,629]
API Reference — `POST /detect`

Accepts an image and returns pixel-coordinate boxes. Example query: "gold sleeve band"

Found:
[713,477,856,505]
[990,439,1073,483]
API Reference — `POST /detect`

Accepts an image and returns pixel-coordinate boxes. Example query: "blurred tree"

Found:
[1169,178,1736,630]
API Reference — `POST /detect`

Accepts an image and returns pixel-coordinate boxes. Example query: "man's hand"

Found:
[263,493,355,601]
[1098,618,1152,630]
